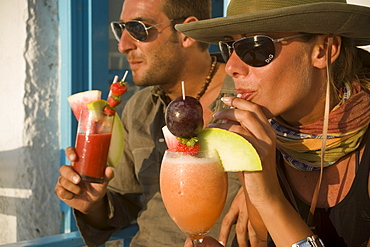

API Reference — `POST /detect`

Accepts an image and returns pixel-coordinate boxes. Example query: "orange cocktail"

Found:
[160,149,227,242]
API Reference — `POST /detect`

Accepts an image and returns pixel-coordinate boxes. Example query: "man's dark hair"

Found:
[162,0,211,20]
[162,0,211,51]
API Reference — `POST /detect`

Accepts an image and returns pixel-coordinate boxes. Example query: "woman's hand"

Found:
[211,97,314,246]
[210,97,280,207]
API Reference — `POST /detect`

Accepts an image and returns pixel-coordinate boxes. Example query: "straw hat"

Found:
[175,0,370,46]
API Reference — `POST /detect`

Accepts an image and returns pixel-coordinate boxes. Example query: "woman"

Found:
[177,0,370,246]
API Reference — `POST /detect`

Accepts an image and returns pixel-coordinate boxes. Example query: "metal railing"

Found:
[0,223,138,247]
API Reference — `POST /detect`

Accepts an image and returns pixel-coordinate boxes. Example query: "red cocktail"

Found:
[72,109,114,183]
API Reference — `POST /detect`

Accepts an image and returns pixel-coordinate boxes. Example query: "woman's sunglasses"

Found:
[110,18,184,42]
[218,34,305,67]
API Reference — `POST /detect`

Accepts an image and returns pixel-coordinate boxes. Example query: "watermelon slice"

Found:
[162,126,181,150]
[67,90,102,120]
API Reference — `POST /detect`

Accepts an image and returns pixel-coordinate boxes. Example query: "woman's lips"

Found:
[237,91,255,100]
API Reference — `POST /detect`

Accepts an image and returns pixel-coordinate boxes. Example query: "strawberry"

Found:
[103,105,116,116]
[108,95,121,108]
[174,137,200,155]
[111,81,128,96]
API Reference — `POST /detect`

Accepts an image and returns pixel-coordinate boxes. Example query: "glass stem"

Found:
[192,238,204,247]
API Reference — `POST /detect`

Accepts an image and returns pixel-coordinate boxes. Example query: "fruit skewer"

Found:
[165,81,203,153]
[104,71,129,116]
[162,81,262,171]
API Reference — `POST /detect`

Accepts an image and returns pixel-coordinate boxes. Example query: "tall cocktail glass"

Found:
[72,109,114,183]
[160,149,228,246]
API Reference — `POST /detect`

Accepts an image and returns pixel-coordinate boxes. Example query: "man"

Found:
[177,0,370,246]
[55,0,244,246]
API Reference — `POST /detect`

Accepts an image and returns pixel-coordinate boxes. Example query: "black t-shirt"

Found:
[269,130,370,247]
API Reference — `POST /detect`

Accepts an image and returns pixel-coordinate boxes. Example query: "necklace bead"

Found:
[196,56,217,100]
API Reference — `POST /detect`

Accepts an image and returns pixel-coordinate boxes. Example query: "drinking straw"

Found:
[121,70,128,82]
[181,81,185,100]
[108,75,119,99]
[107,71,128,100]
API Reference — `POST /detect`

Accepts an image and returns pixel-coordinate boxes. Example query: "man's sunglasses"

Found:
[110,18,184,42]
[218,34,305,67]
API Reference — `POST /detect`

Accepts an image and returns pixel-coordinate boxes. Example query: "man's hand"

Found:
[54,147,114,215]
[219,187,248,246]
[218,187,264,247]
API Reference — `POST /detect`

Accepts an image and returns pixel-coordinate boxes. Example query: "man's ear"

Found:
[178,16,199,48]
[312,34,341,69]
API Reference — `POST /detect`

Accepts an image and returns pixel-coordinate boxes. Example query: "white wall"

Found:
[348,0,370,6]
[0,0,60,244]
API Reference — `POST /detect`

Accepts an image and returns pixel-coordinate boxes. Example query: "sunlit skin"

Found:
[225,33,330,126]
[200,32,369,247]
[118,0,184,89]
[117,0,227,125]
[118,0,221,103]
[219,33,360,209]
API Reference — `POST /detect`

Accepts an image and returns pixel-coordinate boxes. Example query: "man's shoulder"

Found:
[123,86,163,116]
[125,86,154,106]
[129,86,153,100]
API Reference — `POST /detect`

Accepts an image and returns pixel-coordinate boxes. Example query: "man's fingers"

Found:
[56,174,83,197]
[55,177,79,201]
[219,206,238,244]
[219,187,247,245]
[184,238,193,247]
[55,165,83,201]
[104,166,115,183]
[59,165,81,184]
[55,187,75,200]
[235,218,249,247]
[65,146,77,162]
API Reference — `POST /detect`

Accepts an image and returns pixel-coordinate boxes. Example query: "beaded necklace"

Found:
[196,56,218,100]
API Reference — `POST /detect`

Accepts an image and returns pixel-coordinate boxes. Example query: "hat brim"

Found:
[175,2,370,46]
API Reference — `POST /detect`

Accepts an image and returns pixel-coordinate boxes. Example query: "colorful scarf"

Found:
[271,82,370,171]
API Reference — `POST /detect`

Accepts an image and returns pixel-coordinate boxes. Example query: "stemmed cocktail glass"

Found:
[160,149,228,246]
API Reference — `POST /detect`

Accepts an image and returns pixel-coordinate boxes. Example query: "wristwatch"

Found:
[292,235,325,247]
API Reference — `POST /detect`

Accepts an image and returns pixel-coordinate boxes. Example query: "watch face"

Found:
[292,235,324,247]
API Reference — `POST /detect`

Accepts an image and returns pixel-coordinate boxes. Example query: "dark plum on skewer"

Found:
[165,96,203,138]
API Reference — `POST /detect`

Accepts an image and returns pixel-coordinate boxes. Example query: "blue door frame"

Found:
[58,0,226,233]
[59,0,110,233]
